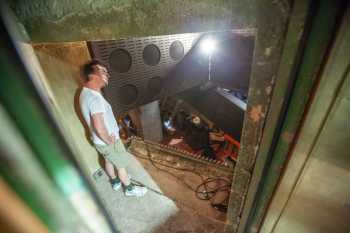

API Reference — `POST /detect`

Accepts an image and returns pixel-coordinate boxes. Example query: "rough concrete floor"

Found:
[136,155,228,222]
[94,154,227,233]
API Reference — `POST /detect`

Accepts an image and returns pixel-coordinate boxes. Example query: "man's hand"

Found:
[109,134,116,145]
[92,113,115,145]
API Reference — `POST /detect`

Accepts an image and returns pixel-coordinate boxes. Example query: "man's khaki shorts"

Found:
[95,139,130,169]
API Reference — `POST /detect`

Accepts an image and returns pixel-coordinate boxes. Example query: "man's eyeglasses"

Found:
[95,65,109,77]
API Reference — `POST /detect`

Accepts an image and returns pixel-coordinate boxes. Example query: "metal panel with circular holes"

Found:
[88,29,256,114]
[88,33,201,114]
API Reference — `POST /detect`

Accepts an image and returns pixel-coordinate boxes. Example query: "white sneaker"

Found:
[111,181,122,191]
[111,174,131,191]
[125,185,147,197]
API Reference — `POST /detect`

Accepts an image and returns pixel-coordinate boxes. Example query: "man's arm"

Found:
[92,113,115,145]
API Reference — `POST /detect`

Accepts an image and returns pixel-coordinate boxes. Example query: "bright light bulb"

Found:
[200,38,216,55]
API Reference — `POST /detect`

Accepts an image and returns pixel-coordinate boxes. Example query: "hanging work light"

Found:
[199,37,217,55]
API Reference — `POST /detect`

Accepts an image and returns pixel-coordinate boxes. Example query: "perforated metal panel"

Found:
[147,76,163,98]
[169,40,184,60]
[118,84,138,105]
[89,33,200,114]
[109,49,132,73]
[143,44,161,66]
[88,29,255,114]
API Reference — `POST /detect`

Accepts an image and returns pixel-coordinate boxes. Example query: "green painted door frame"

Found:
[240,0,347,232]
[260,5,350,232]
[0,9,119,233]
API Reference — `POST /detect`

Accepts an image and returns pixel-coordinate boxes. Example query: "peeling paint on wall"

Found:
[250,105,264,123]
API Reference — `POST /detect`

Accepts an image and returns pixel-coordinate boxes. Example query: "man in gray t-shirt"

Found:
[80,60,146,197]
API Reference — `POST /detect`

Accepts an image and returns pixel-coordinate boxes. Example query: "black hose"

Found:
[131,144,231,213]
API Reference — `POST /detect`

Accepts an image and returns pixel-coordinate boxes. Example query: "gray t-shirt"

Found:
[79,87,120,146]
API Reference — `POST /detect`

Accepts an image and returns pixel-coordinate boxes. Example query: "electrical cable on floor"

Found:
[130,143,231,213]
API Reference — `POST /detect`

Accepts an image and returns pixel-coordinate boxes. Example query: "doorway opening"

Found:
[86,30,256,230]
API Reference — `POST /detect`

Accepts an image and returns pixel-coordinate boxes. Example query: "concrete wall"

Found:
[8,0,257,42]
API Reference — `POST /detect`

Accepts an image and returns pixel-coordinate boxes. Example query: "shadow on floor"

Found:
[151,204,226,233]
[94,152,227,233]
